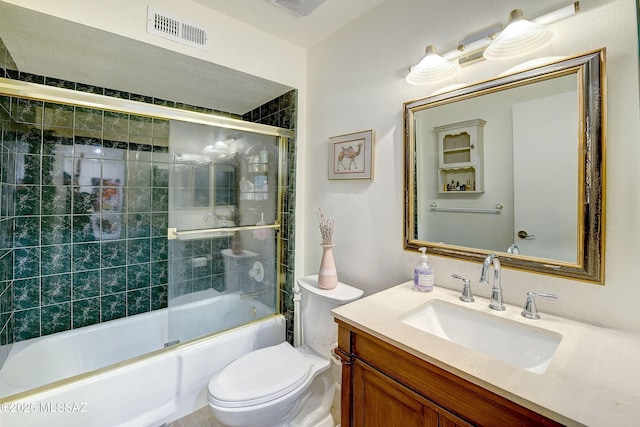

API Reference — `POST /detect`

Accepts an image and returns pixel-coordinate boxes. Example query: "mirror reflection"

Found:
[405,50,605,283]
[414,73,578,263]
[169,121,279,233]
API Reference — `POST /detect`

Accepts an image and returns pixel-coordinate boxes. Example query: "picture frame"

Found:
[328,129,374,180]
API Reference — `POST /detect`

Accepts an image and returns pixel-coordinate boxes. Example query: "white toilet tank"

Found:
[297,276,363,357]
[221,249,258,292]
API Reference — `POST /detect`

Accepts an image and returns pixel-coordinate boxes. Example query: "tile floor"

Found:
[166,387,341,427]
[167,406,223,427]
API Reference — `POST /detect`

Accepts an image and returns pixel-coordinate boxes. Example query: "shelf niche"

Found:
[434,119,486,193]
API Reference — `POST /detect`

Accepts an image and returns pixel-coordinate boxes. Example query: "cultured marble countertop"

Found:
[332,282,640,427]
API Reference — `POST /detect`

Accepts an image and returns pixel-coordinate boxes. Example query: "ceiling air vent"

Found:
[147,6,209,51]
[273,0,327,17]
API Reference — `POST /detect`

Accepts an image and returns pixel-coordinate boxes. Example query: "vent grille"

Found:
[147,6,209,50]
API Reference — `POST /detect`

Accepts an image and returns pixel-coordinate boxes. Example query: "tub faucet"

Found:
[480,254,505,311]
[240,289,268,300]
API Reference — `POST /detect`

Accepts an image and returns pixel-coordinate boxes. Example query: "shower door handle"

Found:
[517,230,535,239]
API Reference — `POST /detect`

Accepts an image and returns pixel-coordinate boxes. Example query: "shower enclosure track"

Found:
[167,223,280,240]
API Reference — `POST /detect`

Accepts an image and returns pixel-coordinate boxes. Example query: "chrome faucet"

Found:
[480,254,505,311]
[452,274,474,303]
[521,292,558,319]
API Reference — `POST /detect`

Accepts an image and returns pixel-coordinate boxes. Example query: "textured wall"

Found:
[305,0,640,333]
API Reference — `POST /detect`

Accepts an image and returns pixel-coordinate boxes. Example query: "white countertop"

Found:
[332,282,640,427]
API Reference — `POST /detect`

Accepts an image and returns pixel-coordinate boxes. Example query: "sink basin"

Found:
[399,299,562,374]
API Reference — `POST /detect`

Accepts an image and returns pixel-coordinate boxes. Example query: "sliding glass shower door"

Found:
[167,121,284,345]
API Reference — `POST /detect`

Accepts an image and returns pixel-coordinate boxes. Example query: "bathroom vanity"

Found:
[332,283,640,426]
[334,326,558,426]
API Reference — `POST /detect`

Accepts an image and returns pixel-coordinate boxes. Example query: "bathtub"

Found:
[0,290,284,427]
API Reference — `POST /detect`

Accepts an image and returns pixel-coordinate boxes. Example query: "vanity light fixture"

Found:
[406,2,579,85]
[406,45,460,85]
[483,9,554,61]
[452,23,506,68]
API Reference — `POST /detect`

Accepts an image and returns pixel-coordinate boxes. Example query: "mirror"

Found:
[404,50,605,283]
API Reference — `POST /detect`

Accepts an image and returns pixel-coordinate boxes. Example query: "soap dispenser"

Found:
[413,247,434,292]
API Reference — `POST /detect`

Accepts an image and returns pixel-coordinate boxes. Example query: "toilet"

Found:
[221,248,258,292]
[207,275,363,427]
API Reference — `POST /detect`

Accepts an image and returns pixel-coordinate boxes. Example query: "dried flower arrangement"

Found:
[229,206,243,226]
[312,206,335,245]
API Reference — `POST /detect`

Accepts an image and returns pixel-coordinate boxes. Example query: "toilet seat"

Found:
[208,342,311,408]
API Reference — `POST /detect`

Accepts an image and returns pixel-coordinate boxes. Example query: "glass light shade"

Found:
[406,45,459,85]
[483,9,554,61]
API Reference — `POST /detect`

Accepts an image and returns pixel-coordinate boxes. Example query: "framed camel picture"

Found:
[328,129,374,179]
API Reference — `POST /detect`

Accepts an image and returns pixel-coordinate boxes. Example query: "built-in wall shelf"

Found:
[434,119,486,194]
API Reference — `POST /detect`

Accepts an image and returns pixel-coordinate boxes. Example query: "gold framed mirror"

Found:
[404,49,605,283]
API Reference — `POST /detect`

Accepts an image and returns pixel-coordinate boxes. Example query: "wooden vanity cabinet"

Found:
[352,358,472,427]
[335,321,563,427]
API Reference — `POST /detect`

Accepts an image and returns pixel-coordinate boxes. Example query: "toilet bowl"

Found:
[207,276,363,427]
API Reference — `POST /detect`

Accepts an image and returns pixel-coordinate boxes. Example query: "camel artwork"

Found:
[328,130,374,180]
[337,142,363,171]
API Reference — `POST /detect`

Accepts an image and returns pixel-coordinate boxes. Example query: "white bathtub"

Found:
[0,290,284,427]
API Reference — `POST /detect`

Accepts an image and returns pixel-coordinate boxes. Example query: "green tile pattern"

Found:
[0,46,297,355]
[243,90,298,343]
[1,93,170,342]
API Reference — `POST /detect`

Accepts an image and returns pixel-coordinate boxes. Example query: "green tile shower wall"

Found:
[1,95,171,341]
[1,97,12,352]
[0,65,297,346]
[0,37,15,358]
[244,91,298,344]
[0,39,297,348]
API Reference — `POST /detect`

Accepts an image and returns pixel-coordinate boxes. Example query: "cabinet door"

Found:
[440,411,475,427]
[440,131,472,167]
[352,360,438,427]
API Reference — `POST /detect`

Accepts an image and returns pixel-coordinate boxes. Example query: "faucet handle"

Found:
[521,292,558,319]
[452,274,474,303]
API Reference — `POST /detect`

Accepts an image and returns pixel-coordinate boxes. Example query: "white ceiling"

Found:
[193,0,385,48]
[0,0,383,114]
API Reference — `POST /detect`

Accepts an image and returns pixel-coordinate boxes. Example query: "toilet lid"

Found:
[208,342,311,407]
